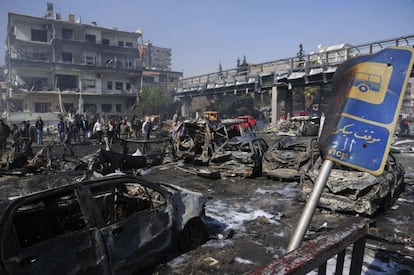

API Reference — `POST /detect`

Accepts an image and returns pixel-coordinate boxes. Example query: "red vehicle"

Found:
[236,116,257,129]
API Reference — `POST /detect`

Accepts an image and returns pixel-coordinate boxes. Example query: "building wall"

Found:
[4,11,182,122]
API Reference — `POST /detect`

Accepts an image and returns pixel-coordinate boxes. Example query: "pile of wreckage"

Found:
[0,114,407,216]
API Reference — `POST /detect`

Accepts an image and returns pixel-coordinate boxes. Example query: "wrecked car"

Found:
[262,136,319,181]
[236,115,257,130]
[172,118,256,165]
[302,153,405,216]
[172,119,215,164]
[208,135,268,177]
[0,170,208,274]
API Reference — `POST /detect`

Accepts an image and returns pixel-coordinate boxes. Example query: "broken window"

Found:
[116,104,122,113]
[31,29,47,42]
[12,189,86,248]
[22,77,48,91]
[102,38,110,45]
[102,104,112,112]
[61,52,73,63]
[115,82,123,90]
[107,81,113,90]
[126,83,131,91]
[118,41,124,47]
[125,42,133,47]
[34,102,51,113]
[85,55,95,65]
[90,182,166,225]
[56,74,78,90]
[8,99,23,112]
[85,34,96,43]
[62,28,73,40]
[82,79,95,89]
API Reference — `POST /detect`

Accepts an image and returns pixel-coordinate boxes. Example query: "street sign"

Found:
[319,47,414,175]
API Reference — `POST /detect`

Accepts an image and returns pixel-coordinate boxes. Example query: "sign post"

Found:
[287,47,414,253]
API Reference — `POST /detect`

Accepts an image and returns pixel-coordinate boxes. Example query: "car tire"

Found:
[178,218,208,252]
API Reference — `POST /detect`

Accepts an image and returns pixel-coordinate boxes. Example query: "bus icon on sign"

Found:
[348,62,393,104]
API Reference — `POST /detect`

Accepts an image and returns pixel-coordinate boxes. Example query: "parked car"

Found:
[0,170,208,274]
[262,136,319,181]
[302,153,405,216]
[208,136,268,177]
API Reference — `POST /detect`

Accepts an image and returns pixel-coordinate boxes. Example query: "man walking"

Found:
[35,116,44,145]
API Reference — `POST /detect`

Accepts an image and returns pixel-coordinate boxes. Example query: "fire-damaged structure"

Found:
[302,154,405,216]
[208,136,268,177]
[262,136,319,181]
[3,5,181,124]
[0,170,208,274]
[172,118,255,165]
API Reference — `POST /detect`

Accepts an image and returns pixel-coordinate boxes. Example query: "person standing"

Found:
[0,119,10,150]
[132,116,142,139]
[64,121,74,155]
[119,119,130,140]
[81,115,89,142]
[142,116,150,140]
[93,118,103,144]
[35,116,44,145]
[57,118,65,142]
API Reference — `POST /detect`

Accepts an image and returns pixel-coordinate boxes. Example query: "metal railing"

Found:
[178,34,414,92]
[250,217,371,275]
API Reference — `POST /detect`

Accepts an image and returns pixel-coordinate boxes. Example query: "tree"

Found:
[131,86,172,118]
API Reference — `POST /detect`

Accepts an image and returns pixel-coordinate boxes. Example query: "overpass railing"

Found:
[178,34,414,93]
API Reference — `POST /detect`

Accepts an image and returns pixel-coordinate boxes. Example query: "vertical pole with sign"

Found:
[287,47,414,252]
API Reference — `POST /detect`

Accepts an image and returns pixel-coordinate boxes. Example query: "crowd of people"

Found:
[0,114,157,157]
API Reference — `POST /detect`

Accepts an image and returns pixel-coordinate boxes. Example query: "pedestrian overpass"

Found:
[174,34,414,124]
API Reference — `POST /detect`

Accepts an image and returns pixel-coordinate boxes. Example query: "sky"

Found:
[0,0,414,77]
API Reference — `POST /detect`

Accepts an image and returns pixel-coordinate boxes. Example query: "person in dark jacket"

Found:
[35,116,44,145]
[0,119,10,150]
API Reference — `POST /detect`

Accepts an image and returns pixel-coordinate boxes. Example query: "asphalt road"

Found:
[35,135,414,274]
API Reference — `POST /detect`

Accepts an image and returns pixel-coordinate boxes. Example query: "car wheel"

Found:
[178,218,208,252]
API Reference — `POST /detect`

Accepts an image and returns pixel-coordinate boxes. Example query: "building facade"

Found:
[3,5,182,124]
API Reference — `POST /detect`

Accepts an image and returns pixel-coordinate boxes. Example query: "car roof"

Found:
[0,171,160,218]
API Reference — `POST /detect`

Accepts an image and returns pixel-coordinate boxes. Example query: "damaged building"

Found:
[3,3,182,124]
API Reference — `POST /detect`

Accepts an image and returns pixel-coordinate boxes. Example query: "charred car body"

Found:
[172,118,254,165]
[262,136,319,181]
[302,154,405,216]
[208,135,268,177]
[0,171,207,274]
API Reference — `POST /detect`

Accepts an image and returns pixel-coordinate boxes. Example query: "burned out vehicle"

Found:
[172,119,215,164]
[172,118,255,165]
[302,153,405,216]
[0,171,208,274]
[208,135,268,177]
[262,136,319,181]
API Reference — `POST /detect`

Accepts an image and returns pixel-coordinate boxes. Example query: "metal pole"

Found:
[286,159,334,252]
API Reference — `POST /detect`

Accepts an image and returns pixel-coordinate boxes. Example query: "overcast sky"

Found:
[1,0,413,77]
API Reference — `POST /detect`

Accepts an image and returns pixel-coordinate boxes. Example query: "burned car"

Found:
[172,119,215,164]
[262,136,319,181]
[0,170,207,274]
[302,153,405,216]
[172,118,253,164]
[208,135,268,177]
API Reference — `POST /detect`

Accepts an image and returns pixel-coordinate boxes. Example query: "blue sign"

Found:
[321,47,414,175]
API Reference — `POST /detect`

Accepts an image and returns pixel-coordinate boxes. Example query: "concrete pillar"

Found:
[181,100,190,118]
[271,86,278,127]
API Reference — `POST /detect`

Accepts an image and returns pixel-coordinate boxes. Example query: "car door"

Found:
[1,188,110,275]
[88,179,173,273]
